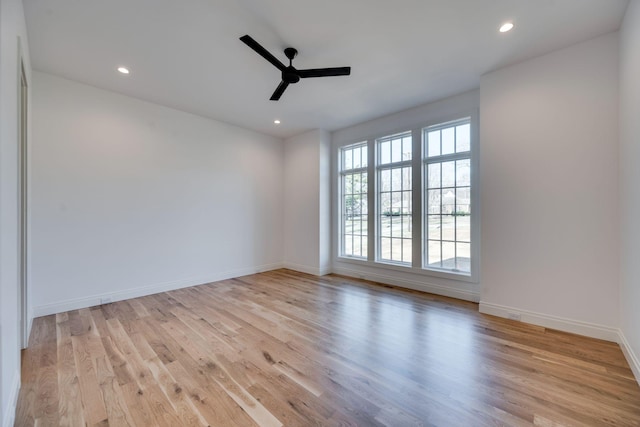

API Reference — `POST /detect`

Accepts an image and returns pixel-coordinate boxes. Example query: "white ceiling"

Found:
[24,0,628,139]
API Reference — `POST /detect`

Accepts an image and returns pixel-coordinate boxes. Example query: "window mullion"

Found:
[367,139,375,262]
[410,128,421,269]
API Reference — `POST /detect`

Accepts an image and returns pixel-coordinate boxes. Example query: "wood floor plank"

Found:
[70,333,108,425]
[15,269,640,426]
[55,317,85,427]
[139,318,259,427]
[95,353,135,427]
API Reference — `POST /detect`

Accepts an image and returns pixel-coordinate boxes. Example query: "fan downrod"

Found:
[283,47,300,83]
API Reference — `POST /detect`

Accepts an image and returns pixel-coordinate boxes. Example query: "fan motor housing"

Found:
[283,67,300,84]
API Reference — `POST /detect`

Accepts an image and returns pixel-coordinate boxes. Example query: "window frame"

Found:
[335,110,479,284]
[338,142,369,259]
[375,131,413,266]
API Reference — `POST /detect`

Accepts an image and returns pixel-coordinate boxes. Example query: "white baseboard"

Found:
[25,308,34,348]
[283,262,331,276]
[2,370,20,427]
[32,262,284,317]
[479,301,620,342]
[334,266,480,302]
[618,330,640,386]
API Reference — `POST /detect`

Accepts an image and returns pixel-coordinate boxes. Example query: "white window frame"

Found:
[375,131,413,266]
[339,142,368,259]
[423,118,474,277]
[334,111,479,284]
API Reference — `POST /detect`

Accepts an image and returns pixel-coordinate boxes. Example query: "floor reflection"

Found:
[330,283,480,398]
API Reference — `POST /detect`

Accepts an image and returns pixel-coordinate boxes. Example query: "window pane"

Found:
[428,215,441,240]
[352,236,362,256]
[427,189,440,214]
[456,159,470,187]
[456,242,471,272]
[442,190,455,215]
[456,123,470,153]
[391,139,403,163]
[402,136,412,161]
[380,140,391,164]
[345,194,360,218]
[402,239,412,263]
[427,163,440,189]
[391,238,403,262]
[402,213,412,239]
[391,191,402,215]
[360,173,368,194]
[428,130,440,157]
[380,169,390,192]
[402,190,412,215]
[344,148,353,170]
[344,174,353,194]
[427,240,441,267]
[442,215,455,241]
[345,234,353,254]
[380,212,391,237]
[402,167,412,189]
[380,192,391,219]
[442,127,455,155]
[391,169,401,191]
[456,214,470,243]
[442,161,455,187]
[353,147,361,169]
[361,146,368,167]
[441,241,455,269]
[456,187,471,214]
[380,237,391,260]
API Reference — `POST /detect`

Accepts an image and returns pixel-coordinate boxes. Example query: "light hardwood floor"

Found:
[15,269,640,426]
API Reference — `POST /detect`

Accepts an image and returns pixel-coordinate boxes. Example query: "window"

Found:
[336,114,476,280]
[424,119,471,273]
[377,132,412,264]
[340,143,368,258]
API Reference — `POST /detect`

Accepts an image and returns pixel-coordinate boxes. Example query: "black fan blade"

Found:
[298,67,351,78]
[270,81,290,101]
[240,35,286,71]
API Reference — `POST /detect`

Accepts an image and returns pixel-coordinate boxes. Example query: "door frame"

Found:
[17,38,30,349]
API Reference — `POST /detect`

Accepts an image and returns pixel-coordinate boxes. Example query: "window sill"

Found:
[335,255,478,284]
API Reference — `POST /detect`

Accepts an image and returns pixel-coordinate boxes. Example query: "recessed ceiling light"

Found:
[499,22,514,33]
[117,66,130,74]
[274,120,281,125]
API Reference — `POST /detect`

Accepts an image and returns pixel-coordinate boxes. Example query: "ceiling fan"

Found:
[240,35,351,101]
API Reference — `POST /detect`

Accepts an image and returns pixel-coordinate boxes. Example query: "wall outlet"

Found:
[100,297,112,305]
[507,312,521,321]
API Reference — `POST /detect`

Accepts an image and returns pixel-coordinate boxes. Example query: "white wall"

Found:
[283,129,331,275]
[30,72,284,316]
[619,0,640,380]
[479,33,620,340]
[0,0,31,425]
[331,90,481,302]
